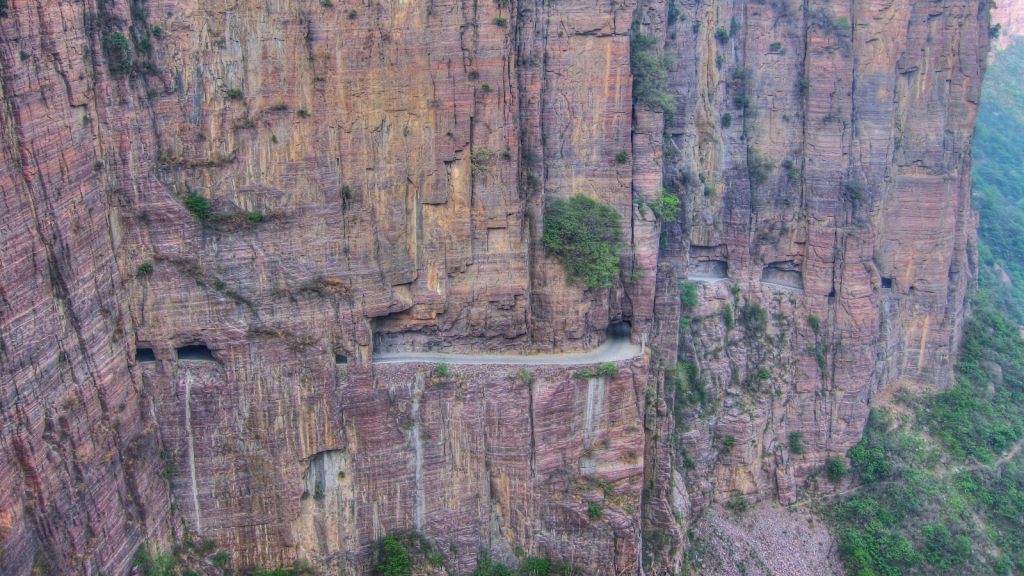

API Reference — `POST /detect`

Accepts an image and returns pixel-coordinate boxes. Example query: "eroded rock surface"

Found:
[0,0,990,573]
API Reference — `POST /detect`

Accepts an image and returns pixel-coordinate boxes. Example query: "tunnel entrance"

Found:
[135,347,157,362]
[881,277,893,289]
[335,354,348,364]
[607,322,632,340]
[176,344,216,361]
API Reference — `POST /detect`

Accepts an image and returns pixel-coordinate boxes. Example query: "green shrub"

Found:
[213,551,231,568]
[730,16,740,36]
[471,146,495,175]
[433,364,450,378]
[720,112,731,128]
[807,314,820,333]
[296,109,309,118]
[826,457,847,484]
[104,32,132,73]
[789,431,805,454]
[615,151,629,163]
[630,34,675,120]
[247,210,264,225]
[542,194,624,289]
[517,367,533,385]
[757,368,771,379]
[493,17,508,27]
[520,557,553,576]
[375,536,411,576]
[348,9,358,18]
[224,88,244,99]
[722,304,733,329]
[769,41,782,52]
[747,147,774,186]
[588,503,603,519]
[714,28,730,43]
[739,302,768,335]
[473,556,513,576]
[184,193,211,221]
[574,363,618,380]
[137,262,154,276]
[723,435,736,448]
[649,189,681,222]
[726,493,748,513]
[782,159,800,181]
[134,548,179,576]
[679,281,698,308]
[704,185,714,196]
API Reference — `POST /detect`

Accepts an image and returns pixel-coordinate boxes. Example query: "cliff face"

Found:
[0,0,990,574]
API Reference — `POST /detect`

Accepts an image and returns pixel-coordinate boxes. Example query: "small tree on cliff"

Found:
[374,536,411,576]
[542,194,624,289]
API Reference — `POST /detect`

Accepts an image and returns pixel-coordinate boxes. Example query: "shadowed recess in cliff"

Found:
[760,261,803,289]
[175,345,216,361]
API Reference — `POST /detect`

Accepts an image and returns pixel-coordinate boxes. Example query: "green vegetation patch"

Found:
[542,194,624,289]
[631,33,675,121]
[829,307,1024,574]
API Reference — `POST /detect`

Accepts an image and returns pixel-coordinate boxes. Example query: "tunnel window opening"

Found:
[688,259,729,282]
[176,344,216,361]
[760,261,803,289]
[335,354,348,364]
[881,277,893,289]
[135,347,157,363]
[607,322,632,340]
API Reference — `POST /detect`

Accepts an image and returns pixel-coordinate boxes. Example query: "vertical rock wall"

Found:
[0,0,991,574]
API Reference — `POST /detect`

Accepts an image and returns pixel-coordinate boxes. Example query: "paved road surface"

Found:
[373,337,643,366]
[688,274,729,283]
[760,279,803,290]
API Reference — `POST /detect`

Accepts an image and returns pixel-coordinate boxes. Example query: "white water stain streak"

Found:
[184,372,202,532]
[584,377,606,448]
[411,373,426,531]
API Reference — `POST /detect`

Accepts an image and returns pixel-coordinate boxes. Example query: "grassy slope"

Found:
[828,40,1024,575]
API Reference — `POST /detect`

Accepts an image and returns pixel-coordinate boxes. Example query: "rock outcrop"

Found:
[0,0,991,574]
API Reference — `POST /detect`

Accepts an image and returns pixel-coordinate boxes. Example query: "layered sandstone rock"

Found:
[0,0,991,574]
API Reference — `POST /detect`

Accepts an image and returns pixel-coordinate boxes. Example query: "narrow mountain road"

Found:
[372,337,643,366]
[688,274,729,283]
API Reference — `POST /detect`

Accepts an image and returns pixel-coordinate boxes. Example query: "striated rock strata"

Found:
[0,0,990,573]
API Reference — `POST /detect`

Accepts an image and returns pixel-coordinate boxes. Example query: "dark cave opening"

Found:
[135,347,157,362]
[176,344,217,361]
